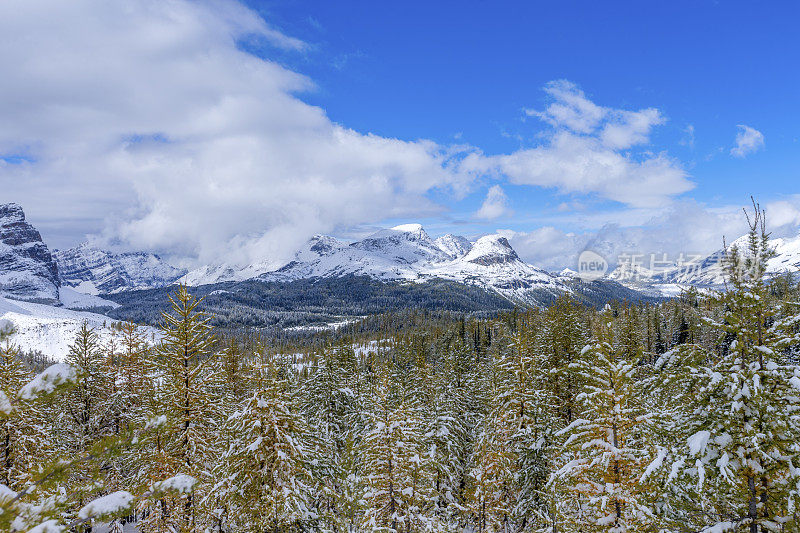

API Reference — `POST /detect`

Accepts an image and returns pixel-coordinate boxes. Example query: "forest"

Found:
[1,210,800,532]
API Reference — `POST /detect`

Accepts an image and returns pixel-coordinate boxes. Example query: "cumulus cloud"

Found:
[0,0,475,266]
[463,81,692,208]
[0,3,694,267]
[730,125,765,158]
[475,185,512,220]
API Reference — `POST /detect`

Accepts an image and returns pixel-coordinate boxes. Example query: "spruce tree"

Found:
[139,285,218,532]
[660,203,800,531]
[218,361,317,532]
[552,312,661,532]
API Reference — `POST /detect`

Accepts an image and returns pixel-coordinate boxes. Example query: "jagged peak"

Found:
[0,202,25,222]
[464,234,520,266]
[435,234,472,259]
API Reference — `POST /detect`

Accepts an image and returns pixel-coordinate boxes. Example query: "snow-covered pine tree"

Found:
[360,361,432,533]
[139,285,219,531]
[552,310,661,532]
[298,341,364,531]
[0,339,35,491]
[659,202,800,531]
[64,321,110,450]
[466,347,516,533]
[420,336,472,528]
[504,328,558,531]
[539,297,588,426]
[218,360,317,532]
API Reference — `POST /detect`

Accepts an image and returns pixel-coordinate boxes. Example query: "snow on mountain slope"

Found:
[56,243,186,294]
[422,235,564,304]
[610,230,800,294]
[0,296,157,361]
[0,203,60,302]
[177,224,574,305]
[435,234,472,259]
[259,229,569,305]
[262,224,454,282]
[59,287,120,310]
[351,224,453,264]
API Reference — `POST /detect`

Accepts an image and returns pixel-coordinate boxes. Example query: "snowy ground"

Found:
[283,316,364,332]
[59,286,121,310]
[0,296,158,361]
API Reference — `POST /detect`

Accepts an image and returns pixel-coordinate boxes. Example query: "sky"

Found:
[1,0,798,271]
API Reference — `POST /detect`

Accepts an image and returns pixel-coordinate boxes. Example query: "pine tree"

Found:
[0,340,35,491]
[552,312,661,532]
[64,321,109,450]
[299,342,364,530]
[139,285,218,532]
[540,297,588,426]
[218,361,317,532]
[660,202,800,531]
[360,365,431,533]
[467,348,516,533]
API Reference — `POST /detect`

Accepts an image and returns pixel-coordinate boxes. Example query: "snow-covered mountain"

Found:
[610,230,800,295]
[55,243,186,294]
[0,203,60,302]
[435,234,472,259]
[237,225,566,305]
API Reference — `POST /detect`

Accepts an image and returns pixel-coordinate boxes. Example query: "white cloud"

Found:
[680,124,695,149]
[468,81,692,208]
[730,125,765,158]
[0,0,473,266]
[0,3,694,267]
[475,185,512,220]
[505,198,800,271]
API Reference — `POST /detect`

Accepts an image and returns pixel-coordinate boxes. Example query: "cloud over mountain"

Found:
[0,2,695,269]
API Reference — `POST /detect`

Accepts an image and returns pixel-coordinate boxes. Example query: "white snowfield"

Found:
[59,286,121,310]
[0,295,158,361]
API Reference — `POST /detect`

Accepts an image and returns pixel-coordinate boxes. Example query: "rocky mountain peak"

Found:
[55,243,186,294]
[0,203,60,302]
[352,223,449,264]
[435,234,472,259]
[464,235,520,266]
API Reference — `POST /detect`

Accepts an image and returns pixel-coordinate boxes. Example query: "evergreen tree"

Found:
[661,203,800,531]
[139,285,218,531]
[360,368,432,532]
[0,339,35,491]
[552,313,661,532]
[218,361,317,532]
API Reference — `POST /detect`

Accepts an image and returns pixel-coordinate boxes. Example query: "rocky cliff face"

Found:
[0,203,60,301]
[55,243,186,294]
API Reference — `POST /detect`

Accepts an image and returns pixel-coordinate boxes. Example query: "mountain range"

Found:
[4,201,800,315]
[609,232,800,295]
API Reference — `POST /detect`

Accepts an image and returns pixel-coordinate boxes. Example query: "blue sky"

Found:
[1,0,798,270]
[248,0,796,213]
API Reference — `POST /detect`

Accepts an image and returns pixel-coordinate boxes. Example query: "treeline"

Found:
[2,209,800,531]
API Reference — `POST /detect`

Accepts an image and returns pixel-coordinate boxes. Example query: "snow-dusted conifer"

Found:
[660,202,800,531]
[218,360,317,531]
[552,310,661,532]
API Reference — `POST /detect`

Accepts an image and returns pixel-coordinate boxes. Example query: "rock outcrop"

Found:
[0,203,60,302]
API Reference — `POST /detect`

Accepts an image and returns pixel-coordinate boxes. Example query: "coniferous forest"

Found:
[3,211,800,532]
